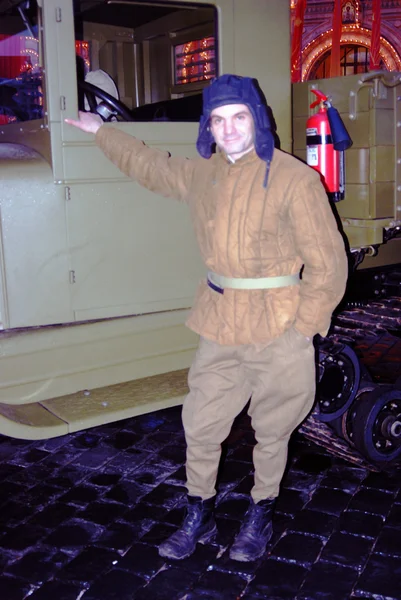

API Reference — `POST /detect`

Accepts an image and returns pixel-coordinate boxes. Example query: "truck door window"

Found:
[74,0,216,122]
[0,0,42,124]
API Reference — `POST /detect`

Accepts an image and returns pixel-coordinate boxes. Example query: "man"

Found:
[66,74,348,562]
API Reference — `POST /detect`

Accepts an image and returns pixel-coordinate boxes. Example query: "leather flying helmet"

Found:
[196,74,275,186]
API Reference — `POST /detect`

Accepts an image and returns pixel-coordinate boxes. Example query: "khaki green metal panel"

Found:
[345,149,369,185]
[344,111,371,148]
[320,75,361,113]
[317,75,371,114]
[373,86,395,111]
[1,153,72,329]
[337,184,370,219]
[374,182,395,218]
[359,237,401,269]
[42,369,189,434]
[43,0,77,119]
[0,368,189,440]
[375,109,395,147]
[339,154,394,220]
[61,121,203,318]
[233,0,291,152]
[62,122,199,182]
[374,146,396,183]
[292,82,310,120]
[214,0,235,74]
[292,115,307,154]
[0,403,69,440]
[67,180,203,320]
[342,223,384,248]
[0,219,6,330]
[42,0,77,181]
[0,310,197,405]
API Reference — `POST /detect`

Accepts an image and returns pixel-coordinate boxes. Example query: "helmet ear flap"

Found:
[254,103,272,133]
[196,114,214,159]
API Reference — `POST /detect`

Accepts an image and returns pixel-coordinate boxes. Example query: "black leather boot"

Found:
[158,495,217,560]
[229,497,276,562]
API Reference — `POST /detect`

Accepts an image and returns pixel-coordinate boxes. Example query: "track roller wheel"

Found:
[349,386,401,466]
[316,342,361,422]
[328,382,375,444]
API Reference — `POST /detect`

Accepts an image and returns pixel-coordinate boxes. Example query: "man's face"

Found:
[210,103,255,161]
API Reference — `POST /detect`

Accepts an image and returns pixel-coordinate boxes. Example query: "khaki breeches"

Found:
[182,328,316,502]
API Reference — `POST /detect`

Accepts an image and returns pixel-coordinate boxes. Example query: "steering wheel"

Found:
[78,80,134,122]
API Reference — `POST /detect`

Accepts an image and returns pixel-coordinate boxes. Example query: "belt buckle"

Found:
[207,277,224,295]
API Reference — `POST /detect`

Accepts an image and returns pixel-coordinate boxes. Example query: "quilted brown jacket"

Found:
[95,126,348,346]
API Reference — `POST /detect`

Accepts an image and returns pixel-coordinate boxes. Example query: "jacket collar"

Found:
[218,148,260,167]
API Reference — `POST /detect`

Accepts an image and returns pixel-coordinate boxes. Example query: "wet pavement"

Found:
[1,331,401,599]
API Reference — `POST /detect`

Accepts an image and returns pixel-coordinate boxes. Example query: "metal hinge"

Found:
[60,96,66,111]
[55,7,62,22]
[64,186,71,201]
[69,270,76,284]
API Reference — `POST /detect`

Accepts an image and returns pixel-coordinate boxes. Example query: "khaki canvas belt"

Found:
[207,271,300,294]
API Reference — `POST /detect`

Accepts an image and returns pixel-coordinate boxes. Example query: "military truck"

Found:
[0,0,400,467]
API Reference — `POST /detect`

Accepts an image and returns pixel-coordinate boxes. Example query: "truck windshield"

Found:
[0,0,42,124]
[74,0,216,122]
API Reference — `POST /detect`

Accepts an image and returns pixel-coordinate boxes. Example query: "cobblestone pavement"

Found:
[1,335,401,600]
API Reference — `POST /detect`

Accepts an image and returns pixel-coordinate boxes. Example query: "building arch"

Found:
[301,25,401,81]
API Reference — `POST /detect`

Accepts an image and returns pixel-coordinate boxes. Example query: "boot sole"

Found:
[158,523,217,560]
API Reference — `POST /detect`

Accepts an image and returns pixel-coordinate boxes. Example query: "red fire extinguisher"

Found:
[306,89,345,202]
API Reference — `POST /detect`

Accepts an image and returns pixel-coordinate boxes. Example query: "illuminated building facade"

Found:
[291,0,401,80]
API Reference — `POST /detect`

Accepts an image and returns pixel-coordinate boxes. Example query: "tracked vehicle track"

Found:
[300,288,401,472]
